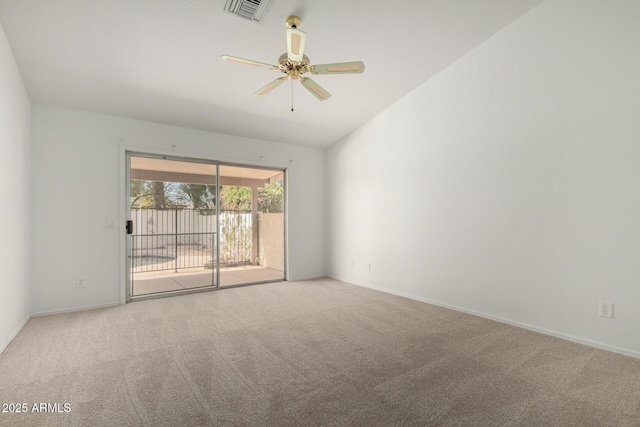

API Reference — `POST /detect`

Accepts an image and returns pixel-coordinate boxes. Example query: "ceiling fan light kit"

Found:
[221,15,365,105]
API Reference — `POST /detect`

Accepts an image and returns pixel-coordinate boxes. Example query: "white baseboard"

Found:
[289,274,328,282]
[0,314,30,355]
[327,275,640,360]
[31,301,121,317]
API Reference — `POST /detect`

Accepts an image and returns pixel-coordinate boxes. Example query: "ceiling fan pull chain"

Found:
[291,79,294,112]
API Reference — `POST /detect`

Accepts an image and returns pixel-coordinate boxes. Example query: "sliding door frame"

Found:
[125,151,220,301]
[120,147,288,303]
[215,160,287,289]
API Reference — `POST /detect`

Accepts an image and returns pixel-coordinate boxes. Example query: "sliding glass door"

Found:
[126,154,219,298]
[217,164,285,287]
[126,153,285,300]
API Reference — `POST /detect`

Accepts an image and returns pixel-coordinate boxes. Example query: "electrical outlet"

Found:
[367,263,371,271]
[599,302,613,318]
[76,277,85,288]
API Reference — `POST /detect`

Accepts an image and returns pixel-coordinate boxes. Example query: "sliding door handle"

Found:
[126,220,133,235]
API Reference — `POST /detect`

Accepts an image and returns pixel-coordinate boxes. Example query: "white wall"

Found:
[327,0,640,356]
[31,105,325,314]
[0,22,31,353]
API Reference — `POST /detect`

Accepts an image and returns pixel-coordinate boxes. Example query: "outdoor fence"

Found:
[219,210,253,267]
[130,208,253,273]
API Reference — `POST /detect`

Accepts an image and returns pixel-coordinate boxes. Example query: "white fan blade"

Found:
[286,28,306,62]
[254,78,287,97]
[311,61,365,75]
[220,55,279,71]
[300,78,331,101]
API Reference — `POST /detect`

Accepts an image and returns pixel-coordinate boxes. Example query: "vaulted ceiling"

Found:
[0,0,544,148]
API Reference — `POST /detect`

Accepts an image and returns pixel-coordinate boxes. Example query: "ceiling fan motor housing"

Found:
[278,52,310,79]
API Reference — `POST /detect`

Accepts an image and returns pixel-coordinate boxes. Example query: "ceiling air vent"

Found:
[224,0,273,23]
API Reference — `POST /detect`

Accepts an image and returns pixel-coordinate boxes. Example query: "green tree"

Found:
[152,181,167,208]
[131,180,185,208]
[130,180,155,208]
[131,180,284,213]
[179,183,216,209]
[257,182,283,213]
[221,186,251,210]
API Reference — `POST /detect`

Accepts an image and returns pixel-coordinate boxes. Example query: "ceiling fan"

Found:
[220,15,365,103]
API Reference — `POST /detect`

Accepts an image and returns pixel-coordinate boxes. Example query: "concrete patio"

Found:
[131,266,285,297]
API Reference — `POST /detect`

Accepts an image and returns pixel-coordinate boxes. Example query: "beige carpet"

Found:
[1,278,640,426]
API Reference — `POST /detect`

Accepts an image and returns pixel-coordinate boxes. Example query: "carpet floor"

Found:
[1,278,639,426]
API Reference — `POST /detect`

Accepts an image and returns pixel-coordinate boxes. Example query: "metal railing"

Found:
[130,208,253,273]
[131,232,216,273]
[219,210,253,267]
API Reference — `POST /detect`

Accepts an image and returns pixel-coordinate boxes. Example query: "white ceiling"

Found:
[0,0,543,148]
